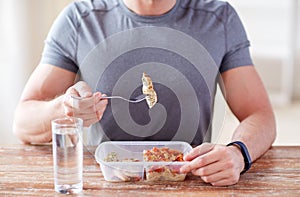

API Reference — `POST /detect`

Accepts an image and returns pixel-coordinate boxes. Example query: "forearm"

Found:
[13,95,65,144]
[231,107,276,162]
[221,66,277,162]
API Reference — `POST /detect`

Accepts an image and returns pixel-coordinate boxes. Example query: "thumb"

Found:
[73,81,93,98]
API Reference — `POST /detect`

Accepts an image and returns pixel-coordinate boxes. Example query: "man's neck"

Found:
[122,0,177,16]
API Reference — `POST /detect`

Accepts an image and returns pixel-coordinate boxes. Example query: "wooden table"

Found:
[0,145,299,196]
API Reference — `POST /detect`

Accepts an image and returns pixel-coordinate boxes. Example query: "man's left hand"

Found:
[180,143,245,186]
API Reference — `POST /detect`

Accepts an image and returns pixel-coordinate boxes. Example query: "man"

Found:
[13,0,276,186]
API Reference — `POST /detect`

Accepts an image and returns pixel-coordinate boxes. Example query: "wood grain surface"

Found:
[0,145,299,196]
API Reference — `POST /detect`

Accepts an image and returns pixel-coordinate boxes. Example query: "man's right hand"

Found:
[63,81,108,127]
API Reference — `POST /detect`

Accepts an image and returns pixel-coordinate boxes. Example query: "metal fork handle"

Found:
[102,95,146,103]
[70,95,146,103]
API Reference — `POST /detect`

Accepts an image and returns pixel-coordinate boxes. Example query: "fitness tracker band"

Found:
[227,141,252,174]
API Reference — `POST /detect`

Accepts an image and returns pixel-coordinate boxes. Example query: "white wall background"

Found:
[0,0,72,144]
[0,0,299,145]
[227,0,300,103]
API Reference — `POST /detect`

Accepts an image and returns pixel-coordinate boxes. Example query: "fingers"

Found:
[209,176,240,186]
[80,97,108,127]
[94,96,108,118]
[200,168,240,186]
[64,91,105,111]
[191,159,224,177]
[72,81,93,98]
[190,155,235,178]
[180,144,219,173]
[64,99,107,127]
[63,83,108,127]
[71,98,107,118]
[66,96,95,110]
[65,95,107,113]
[183,143,215,161]
[180,144,242,186]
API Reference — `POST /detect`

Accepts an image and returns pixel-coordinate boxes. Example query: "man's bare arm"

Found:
[13,64,77,143]
[222,65,276,162]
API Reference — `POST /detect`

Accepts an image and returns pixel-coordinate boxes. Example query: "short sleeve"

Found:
[40,3,79,73]
[219,3,253,73]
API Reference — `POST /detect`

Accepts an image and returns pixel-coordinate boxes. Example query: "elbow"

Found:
[271,116,277,144]
[12,121,31,144]
[13,122,52,144]
[268,108,277,147]
[12,105,29,144]
[13,124,52,145]
[13,107,52,144]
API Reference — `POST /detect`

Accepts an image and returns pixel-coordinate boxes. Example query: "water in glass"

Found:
[52,118,83,194]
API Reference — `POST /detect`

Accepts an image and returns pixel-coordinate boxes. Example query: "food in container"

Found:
[95,142,144,182]
[95,141,192,182]
[143,147,186,181]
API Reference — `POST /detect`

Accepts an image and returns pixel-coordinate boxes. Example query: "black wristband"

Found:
[227,141,252,174]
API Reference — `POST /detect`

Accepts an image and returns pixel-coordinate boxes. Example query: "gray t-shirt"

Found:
[41,0,253,146]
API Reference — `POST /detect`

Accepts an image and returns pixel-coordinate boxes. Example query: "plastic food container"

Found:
[95,141,192,182]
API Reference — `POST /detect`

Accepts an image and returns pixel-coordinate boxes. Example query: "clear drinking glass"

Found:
[52,117,83,194]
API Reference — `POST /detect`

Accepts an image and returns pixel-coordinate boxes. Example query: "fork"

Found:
[71,94,146,103]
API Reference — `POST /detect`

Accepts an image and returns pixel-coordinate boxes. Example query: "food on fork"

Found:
[142,72,157,108]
